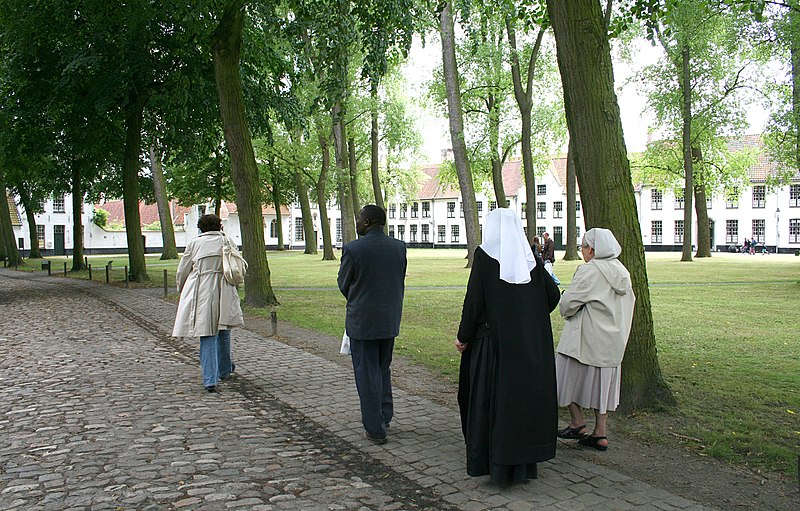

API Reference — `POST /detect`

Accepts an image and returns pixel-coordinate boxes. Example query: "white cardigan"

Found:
[172,231,244,338]
[556,258,635,367]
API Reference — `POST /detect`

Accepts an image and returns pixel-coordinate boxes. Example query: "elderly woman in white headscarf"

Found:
[555,228,635,451]
[455,208,561,485]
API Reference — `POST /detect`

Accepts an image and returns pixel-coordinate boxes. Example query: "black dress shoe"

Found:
[205,386,217,393]
[364,432,387,445]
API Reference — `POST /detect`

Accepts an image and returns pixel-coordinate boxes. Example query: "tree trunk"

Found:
[149,145,179,260]
[294,170,317,254]
[0,168,22,265]
[19,192,41,259]
[317,131,336,260]
[564,137,580,260]
[506,21,544,244]
[332,104,356,244]
[680,45,695,262]
[439,1,480,265]
[792,43,799,170]
[70,164,85,271]
[270,162,285,251]
[122,93,149,282]
[547,0,673,411]
[487,93,508,208]
[212,0,278,307]
[693,184,712,258]
[370,83,385,210]
[348,137,361,216]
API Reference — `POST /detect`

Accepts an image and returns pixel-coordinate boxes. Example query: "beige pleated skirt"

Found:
[555,353,621,414]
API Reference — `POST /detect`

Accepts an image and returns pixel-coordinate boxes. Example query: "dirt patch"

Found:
[244,315,798,511]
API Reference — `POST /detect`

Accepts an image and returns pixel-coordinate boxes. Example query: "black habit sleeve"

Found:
[457,249,486,343]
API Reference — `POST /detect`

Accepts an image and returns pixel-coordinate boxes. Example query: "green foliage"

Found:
[92,208,109,228]
[143,221,161,231]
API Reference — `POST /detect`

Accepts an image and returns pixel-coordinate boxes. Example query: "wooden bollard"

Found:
[124,266,129,288]
[163,269,168,297]
[105,264,110,283]
[270,310,277,336]
[88,264,92,280]
[63,262,67,277]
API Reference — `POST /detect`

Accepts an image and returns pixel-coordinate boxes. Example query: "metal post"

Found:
[270,310,277,336]
[47,260,52,276]
[88,264,92,280]
[124,266,129,288]
[63,262,67,277]
[105,264,110,283]
[84,256,88,268]
[163,269,168,297]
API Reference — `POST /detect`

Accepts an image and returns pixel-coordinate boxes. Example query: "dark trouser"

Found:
[350,337,394,439]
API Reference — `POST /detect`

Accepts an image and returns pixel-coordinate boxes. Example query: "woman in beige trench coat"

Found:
[173,214,244,392]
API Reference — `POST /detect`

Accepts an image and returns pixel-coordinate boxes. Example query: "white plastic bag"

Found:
[544,260,561,286]
[340,331,351,355]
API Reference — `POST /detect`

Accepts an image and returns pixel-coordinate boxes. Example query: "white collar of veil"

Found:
[479,208,536,284]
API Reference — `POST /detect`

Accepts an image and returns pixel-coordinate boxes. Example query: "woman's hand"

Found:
[454,340,467,354]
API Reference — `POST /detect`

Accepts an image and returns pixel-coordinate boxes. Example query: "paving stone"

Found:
[0,271,721,511]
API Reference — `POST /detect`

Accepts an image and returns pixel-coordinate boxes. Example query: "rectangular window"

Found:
[52,195,66,213]
[451,225,459,243]
[651,189,662,210]
[411,202,418,218]
[198,205,206,217]
[269,219,278,238]
[726,188,739,209]
[521,202,526,219]
[421,224,429,242]
[389,204,396,219]
[726,219,738,244]
[537,226,546,237]
[294,217,304,241]
[489,200,497,211]
[336,218,342,243]
[400,203,407,219]
[477,201,483,217]
[790,219,800,243]
[752,185,765,208]
[536,202,546,219]
[707,195,713,209]
[536,184,546,195]
[576,200,581,217]
[422,201,431,218]
[410,224,417,242]
[438,225,446,242]
[447,202,455,218]
[36,224,45,248]
[460,202,464,218]
[651,220,662,243]
[674,220,684,244]
[752,219,765,243]
[576,226,581,244]
[790,185,800,207]
[553,201,563,219]
[389,225,395,238]
[675,189,684,210]
[397,225,405,241]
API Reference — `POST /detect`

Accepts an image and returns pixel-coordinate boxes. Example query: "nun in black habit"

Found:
[455,207,561,485]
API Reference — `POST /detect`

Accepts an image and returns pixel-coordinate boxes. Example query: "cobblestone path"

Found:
[0,270,715,510]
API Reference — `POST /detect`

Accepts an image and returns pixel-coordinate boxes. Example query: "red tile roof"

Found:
[5,192,21,226]
[96,200,192,227]
[417,159,527,200]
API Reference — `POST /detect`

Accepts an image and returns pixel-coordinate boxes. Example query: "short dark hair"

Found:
[360,205,386,227]
[198,214,222,233]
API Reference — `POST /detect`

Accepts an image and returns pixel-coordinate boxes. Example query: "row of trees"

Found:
[1,0,797,410]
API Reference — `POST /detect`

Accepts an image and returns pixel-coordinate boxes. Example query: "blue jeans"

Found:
[199,329,232,388]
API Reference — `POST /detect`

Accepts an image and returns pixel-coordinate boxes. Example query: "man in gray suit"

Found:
[338,205,407,444]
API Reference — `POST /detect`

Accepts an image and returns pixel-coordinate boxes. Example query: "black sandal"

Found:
[578,435,608,451]
[557,424,588,439]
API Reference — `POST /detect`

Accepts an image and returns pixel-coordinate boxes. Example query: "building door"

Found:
[553,226,564,250]
[708,219,715,249]
[54,225,65,255]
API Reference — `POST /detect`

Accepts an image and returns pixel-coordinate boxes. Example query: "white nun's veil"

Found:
[480,208,536,284]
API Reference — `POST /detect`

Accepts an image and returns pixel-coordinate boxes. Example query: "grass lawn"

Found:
[14,248,800,475]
